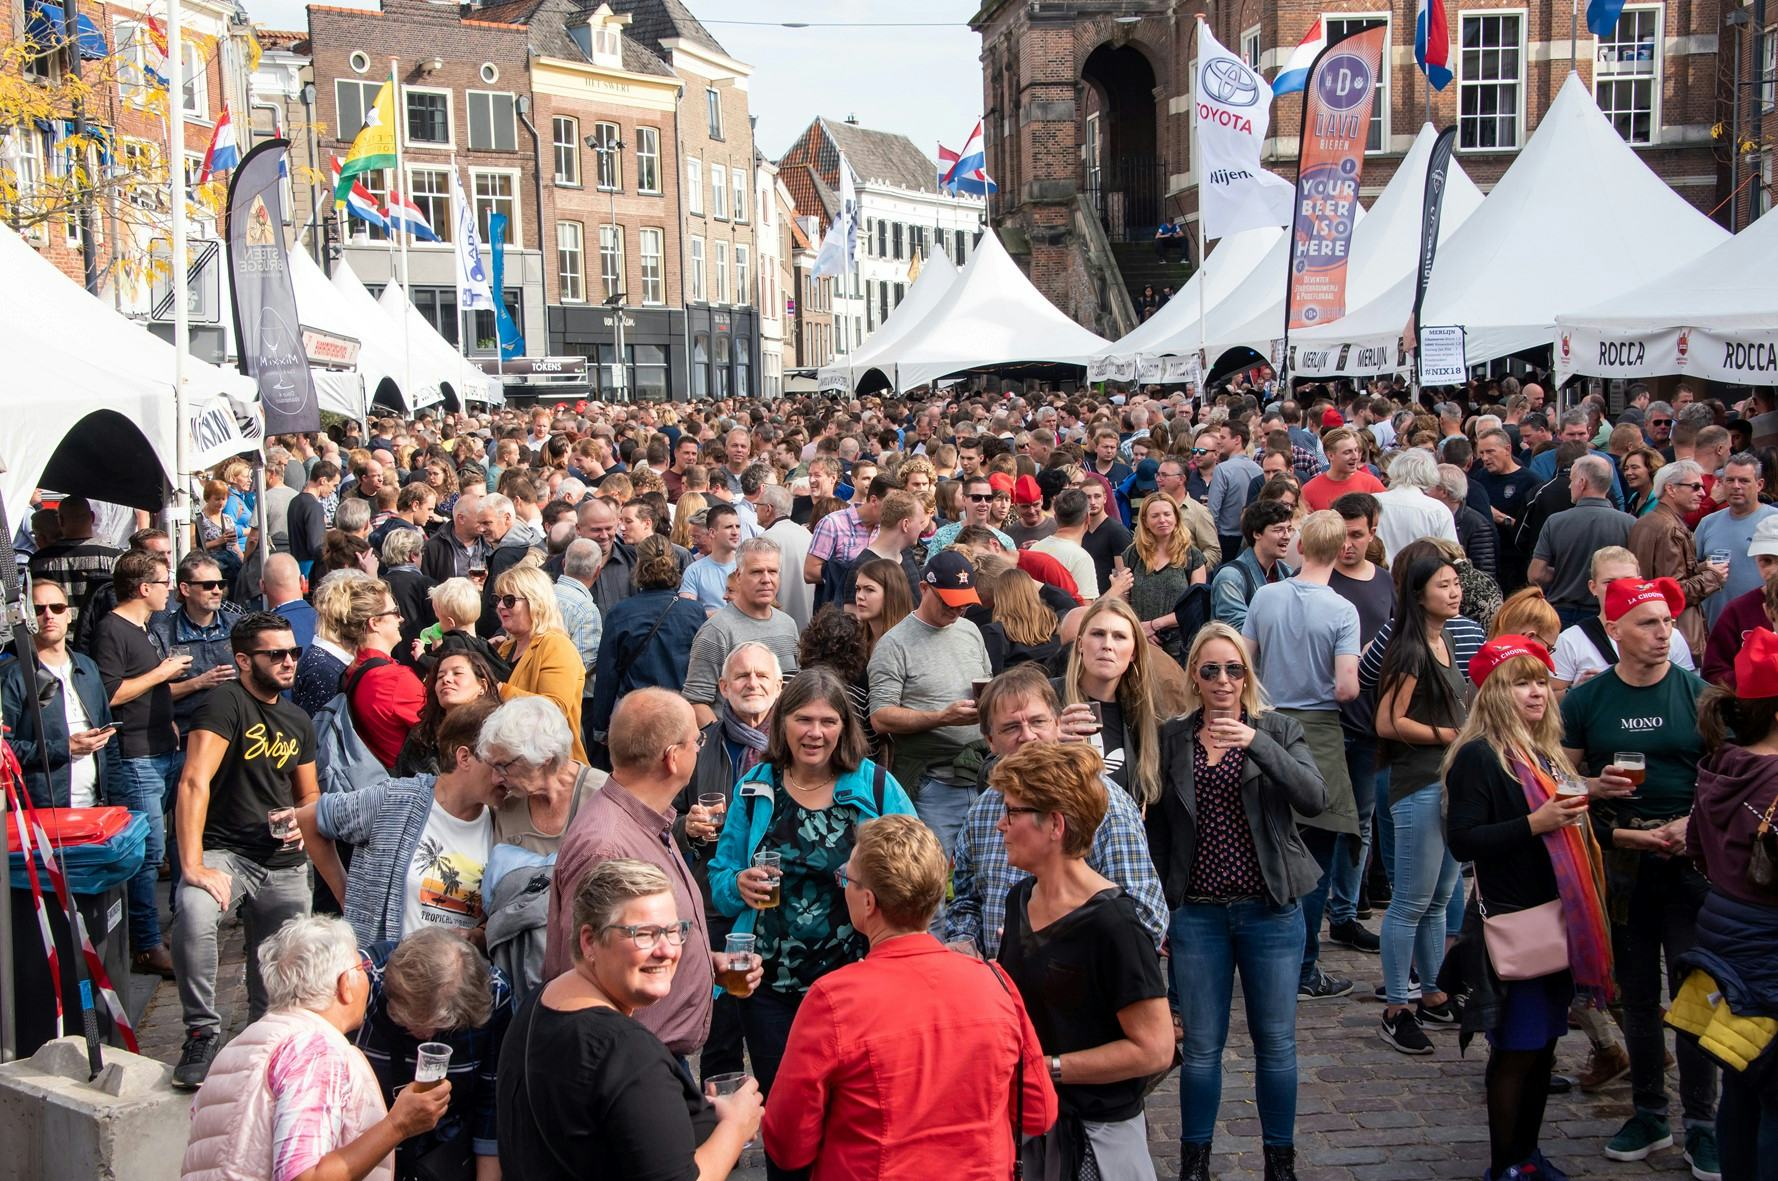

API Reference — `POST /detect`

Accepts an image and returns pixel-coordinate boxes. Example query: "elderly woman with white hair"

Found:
[181,915,451,1181]
[483,696,607,856]
[1372,448,1459,564]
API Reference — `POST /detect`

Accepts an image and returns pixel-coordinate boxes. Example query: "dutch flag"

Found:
[385,190,441,242]
[938,120,997,195]
[1271,19,1325,97]
[329,157,389,231]
[1416,0,1453,90]
[198,104,238,183]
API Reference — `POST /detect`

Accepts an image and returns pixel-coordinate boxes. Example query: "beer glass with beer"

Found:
[718,932,757,998]
[1612,751,1646,793]
[752,851,782,909]
[413,1043,452,1092]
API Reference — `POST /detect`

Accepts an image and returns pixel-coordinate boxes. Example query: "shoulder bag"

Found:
[1475,893,1569,981]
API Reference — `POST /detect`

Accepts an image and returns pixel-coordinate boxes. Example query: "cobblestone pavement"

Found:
[133,899,1693,1181]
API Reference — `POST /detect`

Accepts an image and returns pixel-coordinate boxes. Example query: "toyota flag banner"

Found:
[1195,20,1293,241]
[1286,24,1388,331]
[226,139,317,434]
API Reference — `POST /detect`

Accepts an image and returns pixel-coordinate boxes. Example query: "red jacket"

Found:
[344,649,425,769]
[762,933,1057,1180]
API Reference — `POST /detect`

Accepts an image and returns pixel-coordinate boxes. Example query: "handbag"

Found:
[1747,796,1778,897]
[1476,895,1570,981]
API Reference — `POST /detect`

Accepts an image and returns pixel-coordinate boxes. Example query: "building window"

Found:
[471,290,523,353]
[558,220,584,303]
[471,170,518,246]
[414,286,459,345]
[552,116,580,186]
[876,219,888,256]
[715,335,732,396]
[711,164,727,219]
[181,40,207,117]
[1764,31,1775,114]
[350,167,390,240]
[706,87,723,138]
[408,166,452,242]
[592,26,620,65]
[732,169,748,222]
[599,224,624,300]
[1459,13,1523,149]
[894,282,905,306]
[736,344,751,397]
[632,343,668,401]
[734,245,750,306]
[693,334,710,396]
[1241,25,1262,68]
[1595,6,1660,145]
[689,236,706,302]
[878,280,889,323]
[405,88,451,147]
[115,20,149,101]
[636,127,660,193]
[1324,15,1389,152]
[467,91,516,152]
[686,156,702,215]
[954,231,967,265]
[640,228,665,304]
[590,121,621,190]
[333,79,381,142]
[892,222,904,260]
[714,241,729,304]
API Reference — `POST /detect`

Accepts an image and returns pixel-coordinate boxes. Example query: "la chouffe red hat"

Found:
[1736,628,1778,700]
[1603,577,1685,623]
[1468,634,1555,687]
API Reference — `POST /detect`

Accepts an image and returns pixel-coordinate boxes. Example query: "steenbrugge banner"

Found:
[1555,325,1778,385]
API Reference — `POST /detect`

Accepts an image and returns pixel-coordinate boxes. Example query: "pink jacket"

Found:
[181,1008,392,1181]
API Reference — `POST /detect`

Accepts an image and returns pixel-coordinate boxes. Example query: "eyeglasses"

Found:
[1667,481,1703,491]
[32,602,69,616]
[1197,662,1248,682]
[252,647,303,663]
[1649,418,1672,427]
[833,866,857,889]
[603,920,694,951]
[495,595,525,610]
[966,493,995,503]
[1191,448,1212,456]
[183,579,227,591]
[1002,803,1046,820]
[669,730,707,755]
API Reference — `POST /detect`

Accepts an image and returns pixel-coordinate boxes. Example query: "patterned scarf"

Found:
[1511,754,1617,1007]
[718,698,770,777]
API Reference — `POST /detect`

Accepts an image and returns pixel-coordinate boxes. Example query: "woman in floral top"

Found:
[708,668,916,1118]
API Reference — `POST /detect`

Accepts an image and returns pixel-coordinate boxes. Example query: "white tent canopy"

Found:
[1555,207,1778,384]
[1209,124,1486,364]
[288,248,393,420]
[377,281,503,408]
[0,222,256,524]
[329,261,446,413]
[828,251,959,390]
[876,230,1113,390]
[1100,225,1285,362]
[1290,73,1730,378]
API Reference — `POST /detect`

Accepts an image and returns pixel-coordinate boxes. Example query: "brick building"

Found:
[308,0,544,362]
[972,0,1748,337]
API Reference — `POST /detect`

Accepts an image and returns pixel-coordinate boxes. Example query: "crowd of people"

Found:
[8,372,1778,1181]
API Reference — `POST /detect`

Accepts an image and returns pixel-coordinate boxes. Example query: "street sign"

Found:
[149,238,222,323]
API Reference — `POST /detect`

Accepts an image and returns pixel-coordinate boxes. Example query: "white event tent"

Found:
[0,221,256,524]
[1289,73,1730,379]
[288,248,390,420]
[826,250,959,391]
[1208,124,1486,365]
[1100,224,1285,365]
[329,261,446,413]
[1554,207,1778,385]
[377,281,503,408]
[875,230,1113,390]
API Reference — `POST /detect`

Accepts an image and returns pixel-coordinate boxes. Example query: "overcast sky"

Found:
[244,0,987,164]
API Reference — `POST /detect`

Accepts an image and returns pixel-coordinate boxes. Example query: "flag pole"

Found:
[169,0,192,571]
[1192,17,1210,400]
[390,59,411,406]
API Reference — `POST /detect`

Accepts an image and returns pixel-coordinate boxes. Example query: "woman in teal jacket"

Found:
[708,667,915,1115]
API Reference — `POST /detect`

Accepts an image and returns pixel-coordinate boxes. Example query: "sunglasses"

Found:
[183,579,227,591]
[32,602,70,616]
[495,594,528,610]
[966,493,995,503]
[252,647,303,663]
[1191,448,1213,456]
[1197,662,1248,682]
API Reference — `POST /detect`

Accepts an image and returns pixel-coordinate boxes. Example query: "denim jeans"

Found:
[914,775,979,864]
[1381,784,1459,1006]
[171,849,311,1032]
[1298,828,1339,985]
[107,751,180,952]
[1614,855,1718,1126]
[1375,790,1396,890]
[1329,734,1382,925]
[1171,899,1305,1147]
[1717,1065,1778,1181]
[740,988,806,1181]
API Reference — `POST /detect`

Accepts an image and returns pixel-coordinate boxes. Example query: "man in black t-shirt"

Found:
[169,613,318,1090]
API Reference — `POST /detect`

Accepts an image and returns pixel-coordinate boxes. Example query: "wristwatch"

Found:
[1049,1054,1062,1083]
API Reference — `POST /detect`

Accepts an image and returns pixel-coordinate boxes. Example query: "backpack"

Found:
[313,655,392,795]
[814,551,861,613]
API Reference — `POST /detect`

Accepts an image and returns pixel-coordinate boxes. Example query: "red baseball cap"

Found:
[1012,474,1043,506]
[1736,627,1778,699]
[1603,577,1685,624]
[1468,635,1555,687]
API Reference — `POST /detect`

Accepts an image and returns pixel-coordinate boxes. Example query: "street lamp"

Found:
[586,132,628,401]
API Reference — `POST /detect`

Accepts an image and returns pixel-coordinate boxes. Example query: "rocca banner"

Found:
[1555,326,1778,384]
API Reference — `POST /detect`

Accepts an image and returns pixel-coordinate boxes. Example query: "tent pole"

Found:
[168,0,192,572]
[253,457,269,609]
[1192,16,1208,400]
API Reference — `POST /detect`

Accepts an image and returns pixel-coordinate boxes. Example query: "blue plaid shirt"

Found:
[944,775,1167,959]
[554,574,603,686]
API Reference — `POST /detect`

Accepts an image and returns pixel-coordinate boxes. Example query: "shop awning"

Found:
[26,0,108,60]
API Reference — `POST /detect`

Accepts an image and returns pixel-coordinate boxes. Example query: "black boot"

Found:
[1263,1145,1298,1181]
[1179,1141,1212,1181]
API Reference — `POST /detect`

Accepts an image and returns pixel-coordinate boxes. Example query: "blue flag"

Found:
[488,212,524,360]
[1586,0,1629,37]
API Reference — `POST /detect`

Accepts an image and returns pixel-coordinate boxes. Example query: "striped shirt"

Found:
[1358,615,1488,695]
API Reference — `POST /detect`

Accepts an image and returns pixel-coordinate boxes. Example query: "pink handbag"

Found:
[1477,897,1570,981]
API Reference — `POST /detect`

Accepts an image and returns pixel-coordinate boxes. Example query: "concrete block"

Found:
[0,1037,188,1181]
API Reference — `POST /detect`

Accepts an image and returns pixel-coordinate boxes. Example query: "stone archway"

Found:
[1081,41,1162,239]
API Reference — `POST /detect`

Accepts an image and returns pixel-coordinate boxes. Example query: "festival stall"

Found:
[1287,73,1729,379]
